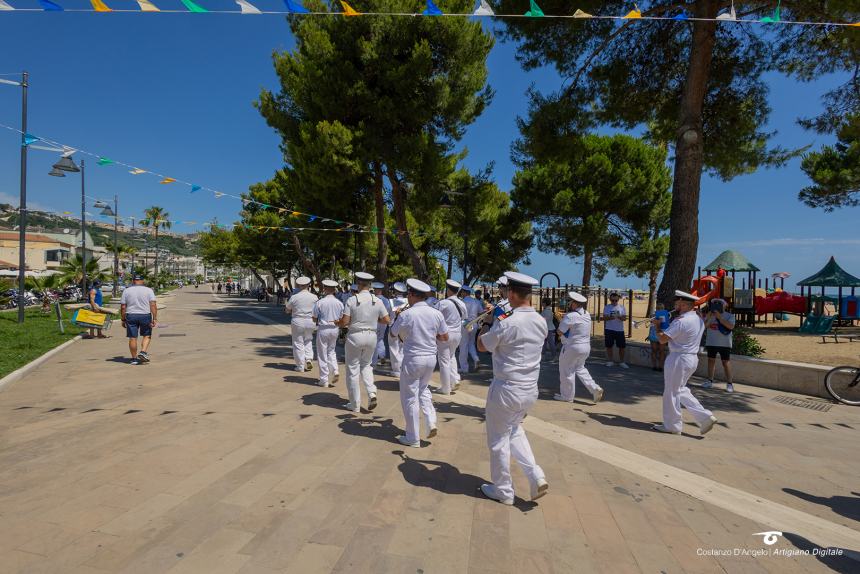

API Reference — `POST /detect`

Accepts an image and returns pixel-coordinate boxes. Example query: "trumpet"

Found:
[633,309,679,328]
[465,303,503,332]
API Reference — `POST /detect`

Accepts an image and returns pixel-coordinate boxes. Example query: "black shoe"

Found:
[130,359,140,365]
[137,352,150,363]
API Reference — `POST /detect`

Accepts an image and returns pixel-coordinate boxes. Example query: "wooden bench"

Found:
[821,333,860,344]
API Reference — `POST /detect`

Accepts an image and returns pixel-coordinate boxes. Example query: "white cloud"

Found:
[0,191,55,213]
[703,237,860,249]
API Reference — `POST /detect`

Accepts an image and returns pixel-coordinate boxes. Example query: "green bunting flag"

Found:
[524,0,543,17]
[97,157,114,166]
[180,0,208,13]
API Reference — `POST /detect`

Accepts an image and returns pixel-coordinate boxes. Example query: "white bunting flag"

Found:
[235,0,261,13]
[0,0,15,11]
[473,0,493,16]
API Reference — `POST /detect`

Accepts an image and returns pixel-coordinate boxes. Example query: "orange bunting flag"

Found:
[623,9,642,19]
[160,177,176,184]
[340,0,360,16]
[90,0,112,11]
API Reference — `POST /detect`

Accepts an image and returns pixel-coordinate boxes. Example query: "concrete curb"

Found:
[0,334,83,393]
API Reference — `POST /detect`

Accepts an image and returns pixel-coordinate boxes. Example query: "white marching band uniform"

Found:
[557,293,603,402]
[388,286,408,375]
[285,277,318,372]
[478,272,548,504]
[436,280,467,394]
[342,274,389,412]
[390,278,448,446]
[371,283,392,367]
[313,283,344,387]
[459,289,481,372]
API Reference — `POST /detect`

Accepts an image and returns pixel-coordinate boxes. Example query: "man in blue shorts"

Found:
[120,274,158,365]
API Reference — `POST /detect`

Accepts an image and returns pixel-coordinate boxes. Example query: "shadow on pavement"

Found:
[283,375,321,386]
[105,356,132,364]
[337,414,404,444]
[781,532,860,573]
[434,400,485,422]
[301,391,348,410]
[264,362,297,371]
[392,450,537,512]
[783,488,860,524]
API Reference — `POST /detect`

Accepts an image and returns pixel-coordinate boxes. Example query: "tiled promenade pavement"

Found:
[2,288,859,574]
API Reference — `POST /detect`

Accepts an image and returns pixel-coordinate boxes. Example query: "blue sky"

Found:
[1,5,858,290]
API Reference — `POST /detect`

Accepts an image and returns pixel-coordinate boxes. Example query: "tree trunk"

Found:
[291,232,322,286]
[372,163,389,283]
[386,169,428,279]
[251,267,267,289]
[647,269,658,316]
[581,247,593,288]
[657,1,719,306]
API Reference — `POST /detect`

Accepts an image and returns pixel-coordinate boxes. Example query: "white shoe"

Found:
[480,483,513,506]
[726,383,734,393]
[593,388,604,403]
[453,382,460,391]
[530,478,549,501]
[397,435,420,448]
[432,387,450,395]
[294,365,305,372]
[619,363,629,369]
[318,380,329,387]
[553,393,573,403]
[605,361,614,367]
[345,402,360,413]
[699,416,718,436]
[702,380,713,389]
[651,424,681,435]
[427,427,438,439]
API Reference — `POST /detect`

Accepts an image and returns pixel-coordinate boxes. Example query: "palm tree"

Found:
[56,254,107,290]
[141,206,171,277]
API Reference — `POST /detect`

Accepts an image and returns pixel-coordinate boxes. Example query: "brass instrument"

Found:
[465,302,503,332]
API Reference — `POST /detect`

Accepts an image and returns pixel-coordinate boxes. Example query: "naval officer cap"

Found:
[355,271,374,281]
[504,271,539,288]
[392,281,407,294]
[674,290,698,302]
[322,279,339,288]
[406,278,433,294]
[295,276,312,286]
[497,276,508,286]
[371,281,385,290]
[445,279,462,291]
[568,291,587,303]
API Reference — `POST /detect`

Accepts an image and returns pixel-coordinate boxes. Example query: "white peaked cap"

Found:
[497,276,508,286]
[355,271,374,281]
[674,290,698,302]
[371,281,385,289]
[322,279,339,288]
[504,271,538,287]
[406,278,433,293]
[568,291,587,303]
[295,276,311,286]
[392,281,407,293]
[445,279,462,290]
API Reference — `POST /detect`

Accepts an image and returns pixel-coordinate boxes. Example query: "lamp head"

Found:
[52,155,80,173]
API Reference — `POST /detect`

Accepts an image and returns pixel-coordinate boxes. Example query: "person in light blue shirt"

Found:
[647,303,671,371]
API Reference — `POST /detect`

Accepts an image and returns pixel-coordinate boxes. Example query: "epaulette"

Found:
[497,312,511,320]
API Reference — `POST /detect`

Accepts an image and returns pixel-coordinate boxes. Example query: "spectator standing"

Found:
[703,299,736,392]
[540,298,557,355]
[603,292,628,368]
[120,274,158,365]
[87,280,108,339]
[648,303,671,371]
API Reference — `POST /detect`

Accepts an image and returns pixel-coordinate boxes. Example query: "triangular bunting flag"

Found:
[136,0,159,11]
[283,0,309,13]
[524,0,543,17]
[129,168,146,174]
[573,9,592,18]
[191,185,201,193]
[214,192,224,198]
[673,12,688,20]
[851,22,860,27]
[38,0,63,10]
[235,0,260,13]
[340,0,360,16]
[0,0,15,9]
[422,0,442,16]
[308,215,317,222]
[22,134,39,146]
[473,0,493,16]
[761,3,781,24]
[716,1,736,21]
[180,0,207,12]
[623,9,641,19]
[160,177,176,184]
[97,157,114,166]
[90,0,111,11]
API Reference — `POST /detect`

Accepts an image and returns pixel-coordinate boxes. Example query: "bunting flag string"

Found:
[0,0,857,27]
[0,122,434,238]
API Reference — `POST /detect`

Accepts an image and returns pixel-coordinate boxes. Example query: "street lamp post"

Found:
[49,154,84,297]
[95,198,119,296]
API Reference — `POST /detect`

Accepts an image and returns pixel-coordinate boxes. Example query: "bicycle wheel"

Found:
[824,366,860,406]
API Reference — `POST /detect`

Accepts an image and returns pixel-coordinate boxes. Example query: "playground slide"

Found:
[755,291,808,316]
[690,276,720,307]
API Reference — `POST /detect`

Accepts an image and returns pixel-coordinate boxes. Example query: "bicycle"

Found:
[824,360,860,406]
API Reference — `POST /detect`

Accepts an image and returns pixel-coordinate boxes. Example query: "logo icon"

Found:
[753,531,783,545]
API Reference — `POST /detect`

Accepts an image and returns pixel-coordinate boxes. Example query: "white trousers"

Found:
[290,320,315,368]
[437,329,462,393]
[316,327,339,384]
[662,353,713,433]
[399,354,438,443]
[559,344,600,400]
[544,331,557,354]
[458,325,478,371]
[485,380,545,501]
[372,324,388,365]
[388,332,403,374]
[345,330,378,407]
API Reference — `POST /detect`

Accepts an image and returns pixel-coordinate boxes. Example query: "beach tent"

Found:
[797,256,860,319]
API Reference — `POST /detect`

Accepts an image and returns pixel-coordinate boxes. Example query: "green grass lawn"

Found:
[0,307,86,379]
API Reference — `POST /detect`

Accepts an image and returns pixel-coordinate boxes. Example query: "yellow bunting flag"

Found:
[340,0,360,16]
[573,9,592,18]
[136,0,160,10]
[160,177,176,184]
[90,0,112,11]
[129,168,146,175]
[623,9,642,19]
[851,22,860,26]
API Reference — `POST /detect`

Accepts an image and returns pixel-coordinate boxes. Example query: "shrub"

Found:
[733,327,766,358]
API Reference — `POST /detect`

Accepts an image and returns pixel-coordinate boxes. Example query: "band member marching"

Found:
[555,291,604,403]
[477,271,549,505]
[652,290,718,436]
[435,279,467,395]
[387,282,408,376]
[312,279,344,388]
[371,281,392,368]
[337,272,390,413]
[389,278,449,447]
[285,276,318,373]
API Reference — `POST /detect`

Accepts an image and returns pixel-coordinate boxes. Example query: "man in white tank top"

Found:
[285,276,318,372]
[313,279,344,387]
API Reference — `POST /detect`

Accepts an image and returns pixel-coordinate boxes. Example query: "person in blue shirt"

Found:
[647,302,671,371]
[87,280,108,339]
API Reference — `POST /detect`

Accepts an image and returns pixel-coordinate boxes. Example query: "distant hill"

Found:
[0,206,198,256]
